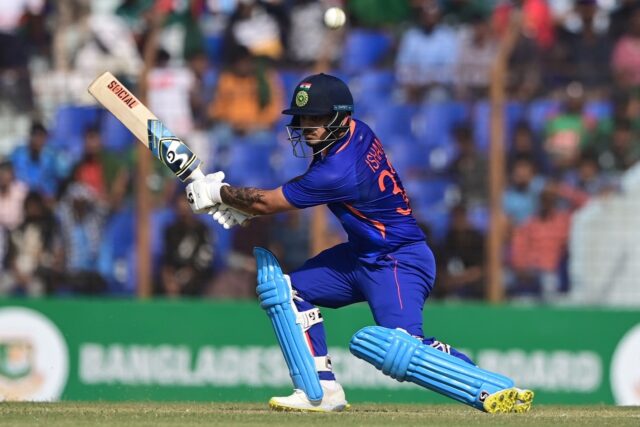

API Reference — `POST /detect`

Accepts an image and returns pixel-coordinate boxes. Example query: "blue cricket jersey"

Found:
[282,119,426,257]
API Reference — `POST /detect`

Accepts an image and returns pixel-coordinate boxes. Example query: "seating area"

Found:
[38,83,613,289]
[3,0,635,300]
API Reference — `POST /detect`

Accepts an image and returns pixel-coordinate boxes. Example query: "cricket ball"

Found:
[324,7,346,29]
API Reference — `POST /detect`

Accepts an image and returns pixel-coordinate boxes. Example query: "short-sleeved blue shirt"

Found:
[282,119,425,257]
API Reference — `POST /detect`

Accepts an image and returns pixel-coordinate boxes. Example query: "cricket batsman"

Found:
[185,73,534,413]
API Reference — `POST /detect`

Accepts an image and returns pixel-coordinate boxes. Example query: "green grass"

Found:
[1,403,639,427]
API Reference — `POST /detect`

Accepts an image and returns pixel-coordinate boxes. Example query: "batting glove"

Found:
[185,171,228,214]
[208,204,253,229]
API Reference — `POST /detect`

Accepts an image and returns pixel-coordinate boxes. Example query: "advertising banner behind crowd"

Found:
[0,300,638,405]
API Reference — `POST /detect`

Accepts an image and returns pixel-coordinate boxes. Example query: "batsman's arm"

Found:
[220,186,294,216]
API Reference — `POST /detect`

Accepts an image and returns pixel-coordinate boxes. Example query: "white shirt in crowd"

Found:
[148,67,196,138]
[0,180,28,230]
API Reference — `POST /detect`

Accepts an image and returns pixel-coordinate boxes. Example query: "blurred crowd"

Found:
[1,0,640,303]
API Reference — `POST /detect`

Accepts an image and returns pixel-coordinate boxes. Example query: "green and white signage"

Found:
[0,299,638,404]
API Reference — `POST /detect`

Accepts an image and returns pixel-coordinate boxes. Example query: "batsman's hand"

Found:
[185,171,229,214]
[208,204,253,229]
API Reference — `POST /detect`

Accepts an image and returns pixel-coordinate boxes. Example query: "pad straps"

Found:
[314,356,332,372]
[296,307,323,331]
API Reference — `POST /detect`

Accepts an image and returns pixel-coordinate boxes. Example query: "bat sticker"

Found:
[147,119,201,182]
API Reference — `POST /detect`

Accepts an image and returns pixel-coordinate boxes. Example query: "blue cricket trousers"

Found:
[289,241,472,381]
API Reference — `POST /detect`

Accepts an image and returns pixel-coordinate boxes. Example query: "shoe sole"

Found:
[514,388,535,413]
[483,387,517,413]
[483,387,534,414]
[268,398,351,413]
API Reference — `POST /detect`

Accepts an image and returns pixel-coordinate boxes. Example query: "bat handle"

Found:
[188,167,206,181]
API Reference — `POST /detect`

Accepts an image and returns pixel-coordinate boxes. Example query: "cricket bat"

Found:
[87,71,205,182]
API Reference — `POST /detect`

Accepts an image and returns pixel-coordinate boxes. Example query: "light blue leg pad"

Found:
[350,326,514,411]
[254,247,323,401]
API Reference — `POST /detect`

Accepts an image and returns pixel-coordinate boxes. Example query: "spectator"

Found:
[435,205,485,299]
[493,0,549,100]
[492,0,555,50]
[66,126,131,209]
[454,11,498,99]
[0,160,28,230]
[55,2,142,103]
[552,0,610,35]
[611,6,640,89]
[148,48,196,139]
[509,185,572,300]
[222,0,287,61]
[10,122,59,199]
[269,210,311,272]
[68,127,107,199]
[562,151,612,197]
[188,52,218,130]
[598,118,640,174]
[508,121,547,173]
[503,156,545,225]
[395,0,460,102]
[0,0,44,113]
[544,82,598,172]
[592,92,640,147]
[3,191,59,296]
[609,0,638,40]
[286,0,341,68]
[144,48,199,198]
[449,124,487,207]
[56,183,107,294]
[0,1,44,65]
[182,51,219,176]
[159,196,214,297]
[207,216,272,299]
[207,254,256,299]
[157,0,205,61]
[415,219,434,249]
[551,0,613,93]
[208,46,284,145]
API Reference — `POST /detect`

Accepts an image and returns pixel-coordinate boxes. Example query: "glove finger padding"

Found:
[218,210,233,226]
[212,210,223,221]
[208,204,253,229]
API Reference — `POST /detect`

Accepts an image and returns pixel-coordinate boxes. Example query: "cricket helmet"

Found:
[282,73,354,157]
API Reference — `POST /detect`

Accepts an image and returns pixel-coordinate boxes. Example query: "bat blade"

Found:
[88,71,204,181]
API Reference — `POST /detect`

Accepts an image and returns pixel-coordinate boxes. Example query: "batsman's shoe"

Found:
[513,388,535,413]
[269,381,349,412]
[483,387,535,414]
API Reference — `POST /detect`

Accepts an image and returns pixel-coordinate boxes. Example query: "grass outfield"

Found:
[1,403,640,427]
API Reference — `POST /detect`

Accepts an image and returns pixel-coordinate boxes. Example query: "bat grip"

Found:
[188,167,205,181]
